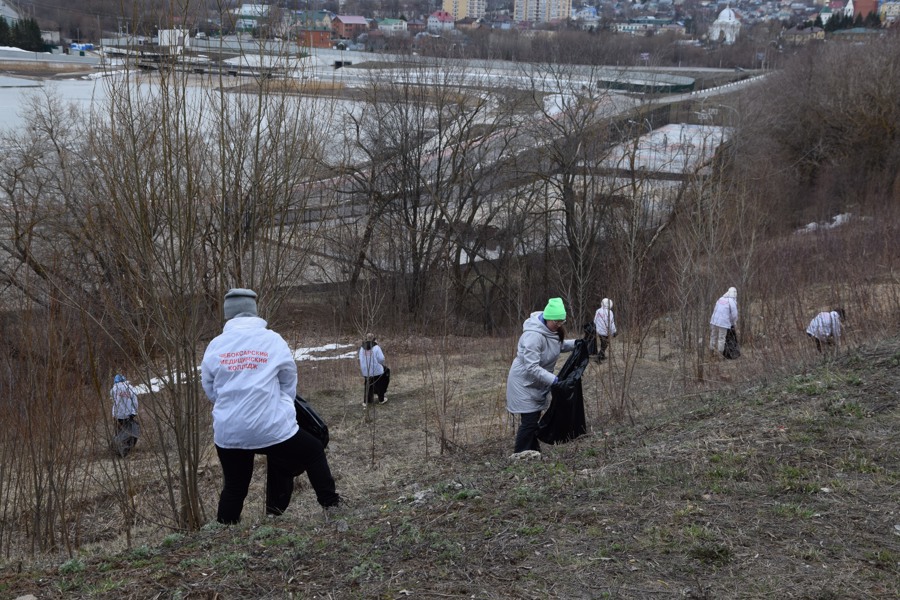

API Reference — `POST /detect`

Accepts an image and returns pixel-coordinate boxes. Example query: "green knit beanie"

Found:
[543,297,566,321]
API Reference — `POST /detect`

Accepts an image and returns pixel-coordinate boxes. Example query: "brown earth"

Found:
[0,329,897,599]
[0,61,95,79]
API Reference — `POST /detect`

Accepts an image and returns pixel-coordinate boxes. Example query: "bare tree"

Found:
[0,35,334,543]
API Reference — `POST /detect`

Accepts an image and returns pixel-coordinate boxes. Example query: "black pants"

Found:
[215,427,340,524]
[597,335,610,359]
[808,332,834,353]
[514,411,542,453]
[115,416,136,433]
[363,373,387,404]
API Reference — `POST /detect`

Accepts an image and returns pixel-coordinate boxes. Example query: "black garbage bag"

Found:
[723,327,741,360]
[295,395,330,449]
[112,417,140,458]
[537,323,595,445]
[374,367,391,397]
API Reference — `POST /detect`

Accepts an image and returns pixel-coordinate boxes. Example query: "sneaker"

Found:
[323,500,349,530]
[379,396,388,405]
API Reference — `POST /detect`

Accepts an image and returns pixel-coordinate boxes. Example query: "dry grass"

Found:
[1,328,898,598]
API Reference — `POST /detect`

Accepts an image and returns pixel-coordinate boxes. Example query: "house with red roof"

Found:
[427,10,456,32]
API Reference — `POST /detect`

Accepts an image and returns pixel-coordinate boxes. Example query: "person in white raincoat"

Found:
[110,374,140,456]
[506,298,576,454]
[709,287,738,354]
[201,288,341,523]
[593,298,617,361]
[358,333,388,406]
[110,374,138,425]
[806,308,845,353]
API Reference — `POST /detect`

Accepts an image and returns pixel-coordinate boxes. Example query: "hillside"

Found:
[1,338,897,599]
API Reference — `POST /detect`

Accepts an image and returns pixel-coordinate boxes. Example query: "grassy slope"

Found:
[1,342,898,599]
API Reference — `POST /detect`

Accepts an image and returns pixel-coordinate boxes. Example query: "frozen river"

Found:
[0,75,109,132]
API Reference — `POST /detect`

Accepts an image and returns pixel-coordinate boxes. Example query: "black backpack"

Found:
[294,395,330,449]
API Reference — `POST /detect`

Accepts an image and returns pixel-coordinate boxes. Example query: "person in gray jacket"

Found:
[506,297,576,455]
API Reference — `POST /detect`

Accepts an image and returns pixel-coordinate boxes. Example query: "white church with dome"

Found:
[708,6,741,45]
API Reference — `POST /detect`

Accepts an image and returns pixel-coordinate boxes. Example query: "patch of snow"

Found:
[0,46,50,54]
[292,343,355,362]
[82,69,136,80]
[794,213,853,234]
[130,343,355,394]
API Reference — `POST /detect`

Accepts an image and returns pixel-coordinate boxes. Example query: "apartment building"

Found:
[513,0,572,23]
[442,0,486,20]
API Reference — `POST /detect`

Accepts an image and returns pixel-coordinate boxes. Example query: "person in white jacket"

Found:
[806,308,845,353]
[506,297,575,455]
[709,287,738,354]
[593,298,617,361]
[110,374,138,425]
[201,288,340,523]
[358,333,388,406]
[110,374,140,456]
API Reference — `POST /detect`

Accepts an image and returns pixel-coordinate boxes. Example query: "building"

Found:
[427,11,456,32]
[158,29,190,53]
[234,4,269,31]
[513,0,572,23]
[615,17,675,35]
[880,1,900,25]
[784,25,825,45]
[442,0,486,21]
[572,6,601,30]
[849,0,879,19]
[708,7,741,44]
[332,15,369,40]
[406,19,427,34]
[41,30,61,45]
[298,26,332,48]
[297,10,332,29]
[0,0,19,24]
[376,18,408,35]
[828,26,882,41]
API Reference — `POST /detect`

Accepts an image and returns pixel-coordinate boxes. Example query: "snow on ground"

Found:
[794,213,853,234]
[130,343,355,394]
[0,46,50,54]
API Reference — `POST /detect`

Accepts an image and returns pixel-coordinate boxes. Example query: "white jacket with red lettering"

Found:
[710,294,738,329]
[201,316,298,449]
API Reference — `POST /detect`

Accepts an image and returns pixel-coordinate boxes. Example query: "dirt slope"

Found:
[1,339,897,599]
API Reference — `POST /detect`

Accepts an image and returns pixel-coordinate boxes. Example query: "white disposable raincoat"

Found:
[358,343,385,377]
[710,291,738,328]
[807,311,842,340]
[201,316,298,449]
[110,380,138,419]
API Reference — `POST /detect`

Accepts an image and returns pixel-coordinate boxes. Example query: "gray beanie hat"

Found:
[224,288,258,320]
